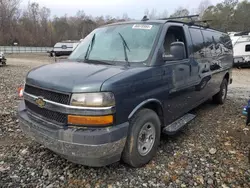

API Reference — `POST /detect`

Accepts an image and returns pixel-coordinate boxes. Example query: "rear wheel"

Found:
[213,78,228,104]
[122,109,161,168]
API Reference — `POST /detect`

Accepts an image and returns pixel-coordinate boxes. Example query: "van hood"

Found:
[26,62,126,93]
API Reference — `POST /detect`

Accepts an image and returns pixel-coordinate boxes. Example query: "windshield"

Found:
[68,23,160,64]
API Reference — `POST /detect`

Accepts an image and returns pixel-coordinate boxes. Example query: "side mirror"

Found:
[162,42,186,61]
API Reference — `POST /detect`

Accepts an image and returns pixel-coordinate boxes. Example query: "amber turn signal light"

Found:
[68,115,113,126]
[18,86,24,98]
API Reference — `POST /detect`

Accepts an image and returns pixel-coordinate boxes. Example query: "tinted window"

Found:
[201,30,217,57]
[189,28,204,58]
[220,34,233,50]
[202,30,232,57]
[246,45,250,52]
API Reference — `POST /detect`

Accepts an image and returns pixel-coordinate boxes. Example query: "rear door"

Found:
[186,27,215,101]
[187,27,207,88]
[201,29,231,95]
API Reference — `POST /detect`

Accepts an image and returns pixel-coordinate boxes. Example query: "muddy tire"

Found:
[213,78,228,104]
[122,109,161,168]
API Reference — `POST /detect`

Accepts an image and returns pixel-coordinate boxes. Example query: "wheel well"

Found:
[224,72,229,83]
[143,102,164,126]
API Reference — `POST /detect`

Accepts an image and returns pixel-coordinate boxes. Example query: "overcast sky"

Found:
[21,0,225,19]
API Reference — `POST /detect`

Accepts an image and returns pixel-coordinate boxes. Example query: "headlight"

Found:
[70,92,115,107]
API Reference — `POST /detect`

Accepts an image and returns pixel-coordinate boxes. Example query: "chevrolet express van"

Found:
[18,16,233,167]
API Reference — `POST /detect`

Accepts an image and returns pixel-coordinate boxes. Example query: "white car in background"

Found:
[49,40,81,57]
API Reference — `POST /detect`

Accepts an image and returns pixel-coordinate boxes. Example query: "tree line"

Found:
[0,0,249,47]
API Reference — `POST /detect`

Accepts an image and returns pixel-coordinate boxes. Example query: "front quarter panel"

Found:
[101,67,167,125]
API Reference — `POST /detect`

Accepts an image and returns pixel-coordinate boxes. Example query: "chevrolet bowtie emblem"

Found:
[35,97,46,108]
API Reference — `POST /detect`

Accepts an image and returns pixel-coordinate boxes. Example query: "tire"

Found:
[213,78,228,104]
[122,108,161,168]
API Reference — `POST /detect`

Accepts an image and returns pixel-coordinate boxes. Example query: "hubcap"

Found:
[137,122,156,156]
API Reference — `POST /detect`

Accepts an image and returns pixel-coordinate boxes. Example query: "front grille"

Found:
[24,84,71,105]
[25,100,67,124]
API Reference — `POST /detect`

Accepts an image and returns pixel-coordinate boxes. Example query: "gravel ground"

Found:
[0,54,250,188]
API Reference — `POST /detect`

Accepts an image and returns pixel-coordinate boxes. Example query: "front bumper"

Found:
[18,101,129,167]
[233,56,250,67]
[233,62,250,67]
[54,51,72,56]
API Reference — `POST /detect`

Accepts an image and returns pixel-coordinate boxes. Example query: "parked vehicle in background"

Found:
[49,40,81,57]
[18,15,233,168]
[0,52,6,65]
[230,32,250,67]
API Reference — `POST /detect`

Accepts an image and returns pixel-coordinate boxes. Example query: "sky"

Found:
[21,0,224,19]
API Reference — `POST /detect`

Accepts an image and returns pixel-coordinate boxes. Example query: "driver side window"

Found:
[163,26,188,58]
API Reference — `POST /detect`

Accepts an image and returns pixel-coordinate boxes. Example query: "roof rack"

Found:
[141,14,199,21]
[159,14,199,21]
[141,14,213,29]
[190,19,212,28]
[165,15,212,28]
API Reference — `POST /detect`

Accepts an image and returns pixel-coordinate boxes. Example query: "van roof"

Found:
[104,19,226,34]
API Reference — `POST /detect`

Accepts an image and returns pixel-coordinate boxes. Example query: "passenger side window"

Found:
[189,28,204,58]
[163,26,187,58]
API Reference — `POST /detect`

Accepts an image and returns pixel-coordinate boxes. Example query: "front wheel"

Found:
[122,109,161,168]
[213,78,228,104]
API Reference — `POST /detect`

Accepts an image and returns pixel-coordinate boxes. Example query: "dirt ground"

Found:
[0,54,250,188]
[228,68,250,100]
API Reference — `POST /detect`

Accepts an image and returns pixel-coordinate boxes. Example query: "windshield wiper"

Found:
[84,33,96,60]
[83,59,113,65]
[76,59,113,65]
[118,33,130,66]
[76,58,113,65]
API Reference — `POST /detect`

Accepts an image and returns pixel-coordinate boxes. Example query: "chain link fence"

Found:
[0,46,53,53]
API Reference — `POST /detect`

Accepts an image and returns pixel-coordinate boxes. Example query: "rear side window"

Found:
[202,30,216,57]
[246,45,250,52]
[202,30,232,57]
[220,34,233,50]
[189,28,204,58]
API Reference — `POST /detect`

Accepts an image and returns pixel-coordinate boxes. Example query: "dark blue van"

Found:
[18,16,233,167]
